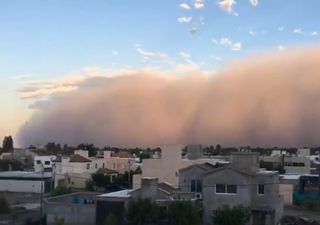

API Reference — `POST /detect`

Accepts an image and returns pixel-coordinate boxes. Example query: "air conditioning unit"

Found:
[195,193,203,200]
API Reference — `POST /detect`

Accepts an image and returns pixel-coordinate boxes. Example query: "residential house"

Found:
[45,192,98,225]
[0,171,52,193]
[179,152,283,225]
[103,151,137,174]
[95,177,192,225]
[54,150,104,188]
[133,145,229,189]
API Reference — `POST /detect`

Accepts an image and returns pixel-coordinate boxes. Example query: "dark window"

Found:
[95,163,97,169]
[227,184,237,194]
[292,162,298,167]
[87,164,90,170]
[103,163,105,168]
[191,179,196,192]
[36,160,41,164]
[258,184,265,195]
[196,180,202,192]
[44,161,50,165]
[298,163,305,167]
[216,184,226,193]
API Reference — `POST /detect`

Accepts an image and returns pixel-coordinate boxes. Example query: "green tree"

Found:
[53,185,73,196]
[0,195,11,213]
[125,198,159,225]
[2,136,13,152]
[213,205,251,225]
[53,216,65,225]
[167,201,201,225]
[105,213,117,225]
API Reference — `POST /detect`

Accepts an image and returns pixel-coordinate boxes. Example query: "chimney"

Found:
[140,177,158,201]
[230,152,259,174]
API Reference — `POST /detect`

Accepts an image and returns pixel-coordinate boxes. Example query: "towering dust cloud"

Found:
[18,49,320,147]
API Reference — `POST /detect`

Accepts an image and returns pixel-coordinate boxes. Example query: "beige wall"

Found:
[136,145,229,187]
[279,184,293,205]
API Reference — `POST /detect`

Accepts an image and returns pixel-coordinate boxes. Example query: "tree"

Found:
[167,201,201,225]
[2,136,13,152]
[213,205,251,225]
[53,216,65,225]
[0,195,11,213]
[105,213,117,225]
[53,185,72,196]
[125,198,159,225]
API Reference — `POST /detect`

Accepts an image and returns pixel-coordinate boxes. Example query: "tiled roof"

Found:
[111,152,134,158]
[97,168,119,174]
[158,182,178,194]
[69,154,91,163]
[179,162,216,173]
[53,155,62,162]
[30,149,51,156]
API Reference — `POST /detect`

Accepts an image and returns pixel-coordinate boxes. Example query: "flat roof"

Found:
[257,169,278,175]
[99,190,133,198]
[0,171,52,179]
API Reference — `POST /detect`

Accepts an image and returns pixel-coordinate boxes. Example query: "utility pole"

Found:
[128,160,131,189]
[51,161,55,195]
[40,163,44,225]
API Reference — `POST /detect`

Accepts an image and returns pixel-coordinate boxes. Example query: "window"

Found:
[191,180,196,192]
[292,162,298,167]
[102,163,105,168]
[190,180,202,193]
[95,163,97,169]
[298,163,305,167]
[258,184,265,195]
[44,161,50,165]
[216,184,237,194]
[36,160,41,164]
[227,184,237,194]
[196,180,203,193]
[87,163,90,170]
[216,184,226,193]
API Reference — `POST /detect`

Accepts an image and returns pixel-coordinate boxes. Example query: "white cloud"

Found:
[218,0,236,14]
[231,43,242,51]
[12,74,31,81]
[179,51,191,59]
[249,0,258,6]
[220,38,233,46]
[293,28,303,35]
[249,30,256,36]
[194,0,205,9]
[210,55,222,61]
[136,48,168,60]
[310,31,318,36]
[179,3,191,10]
[177,16,193,23]
[278,45,285,51]
[212,37,242,51]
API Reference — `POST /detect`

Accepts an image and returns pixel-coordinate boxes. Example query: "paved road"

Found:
[284,205,320,223]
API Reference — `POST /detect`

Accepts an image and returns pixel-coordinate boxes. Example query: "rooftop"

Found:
[0,171,52,179]
[69,154,91,163]
[99,189,133,198]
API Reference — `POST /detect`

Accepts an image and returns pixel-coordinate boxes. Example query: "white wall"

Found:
[0,179,44,193]
[34,155,56,172]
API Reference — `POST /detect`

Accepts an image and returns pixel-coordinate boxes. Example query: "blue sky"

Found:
[0,0,320,141]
